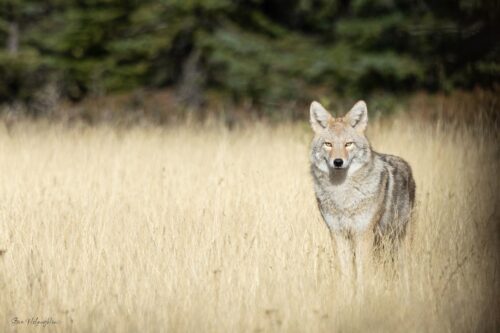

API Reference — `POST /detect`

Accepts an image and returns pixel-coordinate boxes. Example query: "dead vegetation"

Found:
[0,111,498,332]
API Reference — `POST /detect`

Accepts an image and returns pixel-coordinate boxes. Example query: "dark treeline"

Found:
[0,0,498,110]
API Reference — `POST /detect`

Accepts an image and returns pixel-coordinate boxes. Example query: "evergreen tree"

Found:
[0,0,48,103]
[0,0,497,108]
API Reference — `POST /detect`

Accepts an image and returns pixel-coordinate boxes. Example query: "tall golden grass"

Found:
[0,115,498,332]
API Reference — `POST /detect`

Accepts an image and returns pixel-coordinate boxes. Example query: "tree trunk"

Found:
[7,21,19,55]
[176,49,205,110]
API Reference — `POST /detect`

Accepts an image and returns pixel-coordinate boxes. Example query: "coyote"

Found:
[309,100,415,286]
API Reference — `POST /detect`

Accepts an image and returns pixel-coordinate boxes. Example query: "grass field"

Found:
[0,115,498,332]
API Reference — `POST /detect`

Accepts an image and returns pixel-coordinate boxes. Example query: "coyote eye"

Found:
[345,142,354,147]
[323,142,332,148]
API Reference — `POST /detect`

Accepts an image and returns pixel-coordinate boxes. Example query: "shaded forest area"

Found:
[0,0,499,119]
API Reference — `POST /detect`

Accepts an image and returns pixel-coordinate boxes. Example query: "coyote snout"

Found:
[309,100,416,290]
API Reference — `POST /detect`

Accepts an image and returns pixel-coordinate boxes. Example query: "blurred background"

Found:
[0,0,498,124]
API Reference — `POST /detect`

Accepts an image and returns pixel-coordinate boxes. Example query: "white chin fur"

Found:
[317,160,330,173]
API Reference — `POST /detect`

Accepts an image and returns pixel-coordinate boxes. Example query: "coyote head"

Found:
[310,100,371,173]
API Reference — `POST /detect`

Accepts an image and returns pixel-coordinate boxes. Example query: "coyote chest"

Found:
[314,171,385,234]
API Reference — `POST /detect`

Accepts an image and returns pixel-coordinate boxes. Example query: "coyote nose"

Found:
[333,159,344,167]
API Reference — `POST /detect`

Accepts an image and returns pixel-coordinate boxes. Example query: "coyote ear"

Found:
[345,100,368,132]
[310,101,332,133]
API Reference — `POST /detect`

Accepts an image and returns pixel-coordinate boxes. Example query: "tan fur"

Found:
[309,101,416,288]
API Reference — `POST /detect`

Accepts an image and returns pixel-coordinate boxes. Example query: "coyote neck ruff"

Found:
[309,101,415,243]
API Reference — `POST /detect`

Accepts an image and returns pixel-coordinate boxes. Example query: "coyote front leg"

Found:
[354,232,375,292]
[331,232,355,287]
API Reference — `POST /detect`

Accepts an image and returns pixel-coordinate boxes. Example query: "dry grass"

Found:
[0,116,498,332]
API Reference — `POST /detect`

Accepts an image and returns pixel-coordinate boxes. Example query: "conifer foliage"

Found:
[0,0,498,106]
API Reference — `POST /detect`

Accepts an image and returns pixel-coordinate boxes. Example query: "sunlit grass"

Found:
[0,116,497,332]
